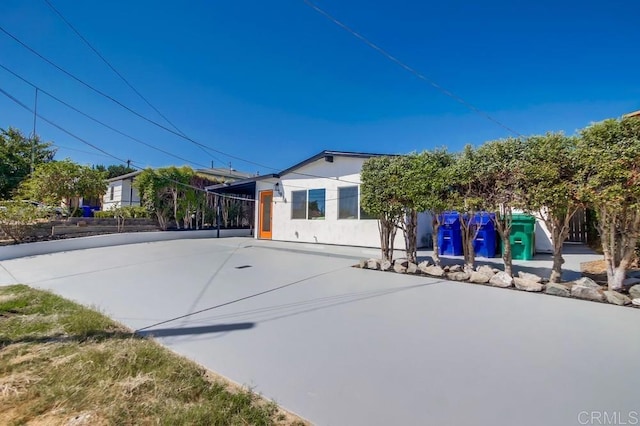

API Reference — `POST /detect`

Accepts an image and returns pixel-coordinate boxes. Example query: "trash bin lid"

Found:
[511,213,536,223]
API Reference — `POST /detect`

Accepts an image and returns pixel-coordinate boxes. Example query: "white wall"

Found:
[255,156,423,250]
[102,179,141,210]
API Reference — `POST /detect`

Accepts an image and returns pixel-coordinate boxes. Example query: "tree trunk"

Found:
[492,211,513,277]
[596,205,640,290]
[172,188,179,230]
[403,210,418,263]
[549,227,566,283]
[431,218,441,266]
[502,235,513,277]
[460,213,476,271]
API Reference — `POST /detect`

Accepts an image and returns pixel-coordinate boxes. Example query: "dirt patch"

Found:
[581,259,608,284]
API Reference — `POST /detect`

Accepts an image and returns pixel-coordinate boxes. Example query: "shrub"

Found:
[94,206,151,219]
[0,201,46,243]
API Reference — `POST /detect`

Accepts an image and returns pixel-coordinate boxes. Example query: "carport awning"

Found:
[206,174,278,197]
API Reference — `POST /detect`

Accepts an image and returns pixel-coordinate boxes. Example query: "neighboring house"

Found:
[196,167,254,183]
[102,168,253,211]
[207,150,433,249]
[102,170,143,211]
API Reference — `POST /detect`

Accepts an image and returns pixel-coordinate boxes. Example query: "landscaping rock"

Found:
[623,277,640,287]
[517,271,543,283]
[545,282,570,297]
[514,277,544,292]
[381,260,392,271]
[366,258,380,270]
[573,277,601,289]
[418,260,431,269]
[394,258,409,268]
[407,262,418,274]
[628,285,640,300]
[449,264,463,273]
[393,262,407,274]
[492,268,501,274]
[604,291,632,306]
[571,285,604,302]
[421,265,445,277]
[469,271,491,284]
[633,299,640,306]
[489,271,513,288]
[447,271,470,281]
[476,265,495,278]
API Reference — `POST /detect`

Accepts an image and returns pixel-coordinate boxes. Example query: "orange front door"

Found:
[258,190,273,239]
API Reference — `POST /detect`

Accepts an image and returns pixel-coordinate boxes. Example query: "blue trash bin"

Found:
[472,212,496,258]
[81,205,92,218]
[438,212,463,256]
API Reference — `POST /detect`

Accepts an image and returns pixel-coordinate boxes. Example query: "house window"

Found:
[291,190,307,219]
[308,189,326,220]
[109,186,114,201]
[338,186,358,219]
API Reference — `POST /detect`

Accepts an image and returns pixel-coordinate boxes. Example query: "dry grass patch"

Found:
[0,285,307,425]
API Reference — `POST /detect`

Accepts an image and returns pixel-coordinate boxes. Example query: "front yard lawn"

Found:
[0,284,304,425]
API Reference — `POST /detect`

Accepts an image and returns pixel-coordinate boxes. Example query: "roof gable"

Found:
[278,150,386,177]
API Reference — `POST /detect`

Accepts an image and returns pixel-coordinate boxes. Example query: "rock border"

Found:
[357,258,640,309]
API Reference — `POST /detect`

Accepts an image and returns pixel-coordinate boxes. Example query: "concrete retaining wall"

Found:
[0,229,252,261]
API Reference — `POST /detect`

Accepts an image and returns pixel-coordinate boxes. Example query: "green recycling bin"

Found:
[506,214,536,260]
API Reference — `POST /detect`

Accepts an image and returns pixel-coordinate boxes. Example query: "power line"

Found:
[0,24,366,184]
[3,84,364,206]
[43,0,186,137]
[0,62,210,169]
[0,24,231,164]
[302,0,522,137]
[53,143,121,159]
[0,85,257,201]
[41,0,223,163]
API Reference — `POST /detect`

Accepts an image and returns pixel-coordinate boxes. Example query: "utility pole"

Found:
[30,88,38,173]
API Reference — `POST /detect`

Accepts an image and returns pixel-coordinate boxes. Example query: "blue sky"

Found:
[0,0,638,175]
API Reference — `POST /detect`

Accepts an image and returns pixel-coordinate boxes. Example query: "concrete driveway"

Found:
[1,237,638,426]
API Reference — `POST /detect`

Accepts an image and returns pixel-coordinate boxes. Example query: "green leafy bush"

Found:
[0,201,46,243]
[94,206,151,219]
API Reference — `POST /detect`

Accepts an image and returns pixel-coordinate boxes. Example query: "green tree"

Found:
[449,145,484,271]
[134,167,217,230]
[391,154,421,263]
[578,117,640,290]
[413,149,455,266]
[361,156,404,262]
[17,159,107,216]
[0,127,55,199]
[94,164,136,179]
[473,138,523,277]
[0,201,46,243]
[520,133,582,283]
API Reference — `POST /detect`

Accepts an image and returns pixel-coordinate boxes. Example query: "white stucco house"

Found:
[207,150,433,249]
[102,170,143,211]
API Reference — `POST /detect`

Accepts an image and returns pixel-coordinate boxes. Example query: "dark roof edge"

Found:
[279,150,387,177]
[205,173,279,190]
[107,170,143,182]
